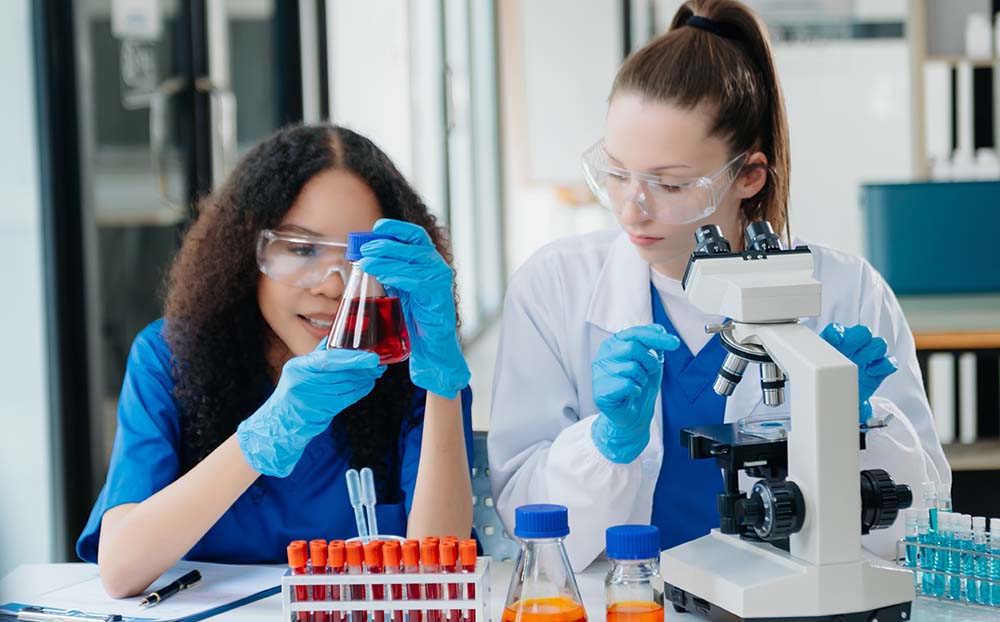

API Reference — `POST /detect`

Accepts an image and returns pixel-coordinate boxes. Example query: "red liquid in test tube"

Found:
[402,540,422,622]
[383,541,404,622]
[310,540,330,622]
[459,540,478,622]
[440,540,460,622]
[328,541,346,622]
[365,541,386,622]
[421,539,442,622]
[288,540,311,622]
[346,541,366,622]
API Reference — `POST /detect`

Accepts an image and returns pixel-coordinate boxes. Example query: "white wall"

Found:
[0,0,55,574]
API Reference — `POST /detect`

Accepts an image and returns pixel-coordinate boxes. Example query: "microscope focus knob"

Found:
[860,469,913,535]
[747,480,805,541]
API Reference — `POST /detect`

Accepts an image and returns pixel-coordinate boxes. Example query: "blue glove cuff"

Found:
[591,414,649,464]
[237,418,297,478]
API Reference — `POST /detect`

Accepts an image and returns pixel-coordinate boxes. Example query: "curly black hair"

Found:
[163,124,456,497]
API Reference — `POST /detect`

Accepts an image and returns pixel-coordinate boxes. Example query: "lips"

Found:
[626,232,664,248]
[298,314,335,339]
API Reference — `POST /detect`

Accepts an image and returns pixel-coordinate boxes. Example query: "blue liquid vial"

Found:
[923,482,939,532]
[951,514,971,602]
[917,510,933,596]
[934,511,951,598]
[991,518,1000,606]
[971,516,988,604]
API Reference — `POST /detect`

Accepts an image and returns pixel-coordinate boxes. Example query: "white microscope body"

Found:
[660,223,914,621]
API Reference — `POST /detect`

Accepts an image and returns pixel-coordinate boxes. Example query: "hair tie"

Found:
[685,15,739,39]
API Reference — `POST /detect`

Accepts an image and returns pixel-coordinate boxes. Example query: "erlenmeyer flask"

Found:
[502,504,587,622]
[326,232,411,364]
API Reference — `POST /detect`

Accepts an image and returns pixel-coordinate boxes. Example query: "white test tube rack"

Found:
[281,557,492,622]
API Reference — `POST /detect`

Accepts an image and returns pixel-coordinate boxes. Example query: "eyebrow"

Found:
[275,224,324,236]
[606,149,691,172]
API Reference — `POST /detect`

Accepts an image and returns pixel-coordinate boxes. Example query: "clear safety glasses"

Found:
[256,229,351,289]
[581,140,749,225]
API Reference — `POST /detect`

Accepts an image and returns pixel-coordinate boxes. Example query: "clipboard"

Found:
[0,561,284,622]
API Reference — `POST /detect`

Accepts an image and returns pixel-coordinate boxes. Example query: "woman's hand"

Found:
[820,322,898,423]
[359,218,470,399]
[237,345,385,477]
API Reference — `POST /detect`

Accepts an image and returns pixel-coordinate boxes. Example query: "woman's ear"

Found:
[734,151,768,200]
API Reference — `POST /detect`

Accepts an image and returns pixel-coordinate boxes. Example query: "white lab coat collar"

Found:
[585,232,654,334]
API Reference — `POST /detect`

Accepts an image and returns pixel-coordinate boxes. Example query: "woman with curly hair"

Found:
[76,124,474,597]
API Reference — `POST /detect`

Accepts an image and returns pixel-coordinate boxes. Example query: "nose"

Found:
[308,268,346,300]
[617,182,651,226]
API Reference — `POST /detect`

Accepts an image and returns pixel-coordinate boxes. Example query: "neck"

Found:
[264,329,292,385]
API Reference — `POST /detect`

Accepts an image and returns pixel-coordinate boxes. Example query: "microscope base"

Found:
[661,530,913,621]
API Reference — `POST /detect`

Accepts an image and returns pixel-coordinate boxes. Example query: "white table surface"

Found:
[2,560,998,622]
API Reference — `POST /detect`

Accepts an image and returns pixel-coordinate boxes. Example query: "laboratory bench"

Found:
[2,559,997,622]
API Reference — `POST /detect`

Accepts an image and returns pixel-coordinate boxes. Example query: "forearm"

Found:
[407,393,472,539]
[97,434,259,597]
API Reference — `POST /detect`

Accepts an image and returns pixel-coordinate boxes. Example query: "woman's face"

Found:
[258,168,383,360]
[603,91,766,270]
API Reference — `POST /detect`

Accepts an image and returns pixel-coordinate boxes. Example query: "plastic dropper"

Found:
[360,467,380,540]
[346,468,369,542]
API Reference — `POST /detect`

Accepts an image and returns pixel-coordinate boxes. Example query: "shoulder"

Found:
[507,229,619,299]
[126,318,175,385]
[796,238,889,293]
[796,239,898,326]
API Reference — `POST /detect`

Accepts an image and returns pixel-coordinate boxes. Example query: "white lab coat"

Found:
[488,229,950,571]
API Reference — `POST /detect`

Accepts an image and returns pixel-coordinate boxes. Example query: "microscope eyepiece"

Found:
[694,224,732,255]
[745,221,782,252]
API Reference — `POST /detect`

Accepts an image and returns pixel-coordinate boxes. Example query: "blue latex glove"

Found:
[358,218,470,399]
[820,322,898,424]
[591,325,681,464]
[237,344,385,477]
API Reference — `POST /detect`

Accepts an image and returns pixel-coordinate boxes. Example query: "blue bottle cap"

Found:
[346,231,392,261]
[514,504,569,539]
[605,525,660,560]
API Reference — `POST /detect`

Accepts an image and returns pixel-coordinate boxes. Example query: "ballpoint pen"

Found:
[138,569,202,607]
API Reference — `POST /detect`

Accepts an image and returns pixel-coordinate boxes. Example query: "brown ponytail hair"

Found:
[611,0,790,245]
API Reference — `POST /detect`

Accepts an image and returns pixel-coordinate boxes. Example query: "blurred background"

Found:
[1,0,998,574]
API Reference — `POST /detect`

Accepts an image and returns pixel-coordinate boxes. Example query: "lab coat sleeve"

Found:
[76,321,182,562]
[488,264,642,571]
[856,264,951,557]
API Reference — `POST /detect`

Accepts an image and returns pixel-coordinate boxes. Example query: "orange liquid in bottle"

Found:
[606,601,664,622]
[501,598,587,622]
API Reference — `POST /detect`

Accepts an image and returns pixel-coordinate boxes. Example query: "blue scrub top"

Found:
[77,319,474,564]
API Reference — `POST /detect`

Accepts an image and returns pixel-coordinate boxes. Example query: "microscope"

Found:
[661,222,914,622]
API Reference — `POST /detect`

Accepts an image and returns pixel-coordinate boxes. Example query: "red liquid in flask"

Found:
[331,296,411,364]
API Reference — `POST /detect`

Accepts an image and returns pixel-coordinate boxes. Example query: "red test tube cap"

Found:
[383,541,402,568]
[440,540,457,567]
[287,540,308,568]
[402,540,420,567]
[346,541,364,567]
[364,541,384,568]
[420,539,439,566]
[328,540,346,569]
[310,539,328,566]
[459,540,477,566]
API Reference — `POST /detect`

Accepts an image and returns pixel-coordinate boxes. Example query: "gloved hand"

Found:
[819,322,898,424]
[237,344,385,477]
[358,218,470,399]
[591,325,681,464]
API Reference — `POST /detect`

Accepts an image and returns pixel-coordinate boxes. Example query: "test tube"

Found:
[440,540,460,622]
[365,541,386,622]
[311,539,330,622]
[329,541,346,622]
[383,540,404,622]
[288,540,311,622]
[421,539,442,622]
[346,541,366,622]
[402,540,422,622]
[459,540,477,622]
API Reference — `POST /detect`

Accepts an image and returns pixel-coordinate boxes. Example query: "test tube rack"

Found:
[895,539,1000,607]
[281,557,492,622]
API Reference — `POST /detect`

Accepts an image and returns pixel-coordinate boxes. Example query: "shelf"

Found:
[924,55,999,67]
[943,440,1000,472]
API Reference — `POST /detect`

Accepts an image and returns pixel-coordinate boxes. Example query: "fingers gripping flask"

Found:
[503,504,587,622]
[605,526,663,622]
[326,232,411,364]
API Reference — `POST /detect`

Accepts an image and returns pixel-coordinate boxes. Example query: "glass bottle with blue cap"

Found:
[605,525,663,622]
[327,231,411,363]
[502,504,587,622]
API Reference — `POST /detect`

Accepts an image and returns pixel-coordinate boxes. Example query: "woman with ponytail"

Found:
[489,0,948,569]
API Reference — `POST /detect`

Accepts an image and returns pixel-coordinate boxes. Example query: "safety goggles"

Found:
[581,140,748,225]
[256,229,351,289]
